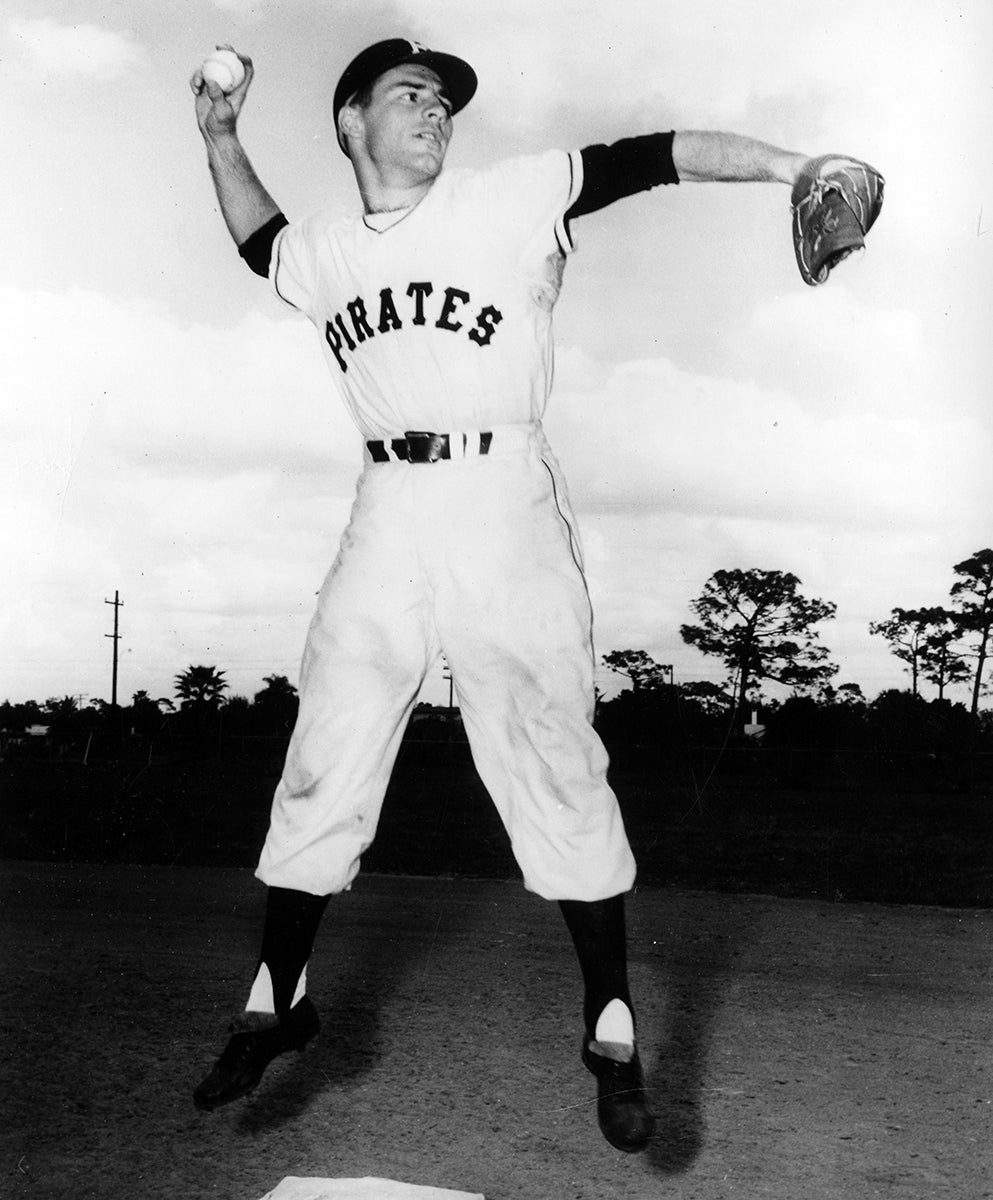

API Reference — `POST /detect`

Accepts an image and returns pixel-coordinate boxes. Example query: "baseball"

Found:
[201,49,245,94]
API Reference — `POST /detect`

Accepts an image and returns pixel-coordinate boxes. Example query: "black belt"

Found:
[366,430,493,463]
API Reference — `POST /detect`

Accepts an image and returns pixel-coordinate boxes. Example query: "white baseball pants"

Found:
[256,423,636,900]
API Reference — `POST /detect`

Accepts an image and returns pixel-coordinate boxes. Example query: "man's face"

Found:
[347,64,454,178]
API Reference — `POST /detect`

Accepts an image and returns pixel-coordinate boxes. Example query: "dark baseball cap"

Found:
[333,38,477,153]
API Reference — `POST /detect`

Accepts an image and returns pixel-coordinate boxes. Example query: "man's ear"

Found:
[338,103,364,148]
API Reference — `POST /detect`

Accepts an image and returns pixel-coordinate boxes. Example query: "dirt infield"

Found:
[2,861,990,1199]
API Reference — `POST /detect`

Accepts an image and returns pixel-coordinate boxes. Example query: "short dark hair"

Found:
[336,80,376,155]
[349,78,376,110]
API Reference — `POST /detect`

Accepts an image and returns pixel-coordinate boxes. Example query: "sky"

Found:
[1,0,991,711]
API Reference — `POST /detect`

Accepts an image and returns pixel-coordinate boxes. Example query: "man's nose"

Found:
[423,94,447,121]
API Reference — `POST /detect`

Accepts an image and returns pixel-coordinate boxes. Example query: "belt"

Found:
[366,430,493,464]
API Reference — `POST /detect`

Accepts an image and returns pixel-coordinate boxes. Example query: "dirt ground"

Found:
[1,861,990,1200]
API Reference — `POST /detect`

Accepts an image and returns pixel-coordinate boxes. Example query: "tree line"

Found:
[2,548,990,749]
[0,671,300,746]
[611,548,992,716]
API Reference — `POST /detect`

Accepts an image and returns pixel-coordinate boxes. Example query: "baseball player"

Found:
[189,37,872,1154]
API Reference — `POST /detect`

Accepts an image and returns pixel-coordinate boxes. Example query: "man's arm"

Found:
[568,129,812,225]
[567,130,881,287]
[672,131,809,185]
[190,46,282,244]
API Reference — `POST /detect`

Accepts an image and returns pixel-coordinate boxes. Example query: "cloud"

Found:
[0,284,362,700]
[0,284,358,485]
[544,340,989,701]
[3,0,988,708]
[731,286,930,415]
[8,17,146,81]
[208,0,298,15]
[409,0,990,143]
[0,285,364,600]
[547,348,989,537]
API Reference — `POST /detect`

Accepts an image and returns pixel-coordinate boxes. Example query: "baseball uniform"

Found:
[246,137,679,901]
[192,44,678,1145]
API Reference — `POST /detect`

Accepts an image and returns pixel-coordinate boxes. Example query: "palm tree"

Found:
[174,665,229,709]
[254,674,297,702]
[131,689,175,713]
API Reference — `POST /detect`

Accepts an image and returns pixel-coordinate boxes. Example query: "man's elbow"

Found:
[237,212,289,277]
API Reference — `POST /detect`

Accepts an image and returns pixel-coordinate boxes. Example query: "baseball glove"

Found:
[791,155,884,285]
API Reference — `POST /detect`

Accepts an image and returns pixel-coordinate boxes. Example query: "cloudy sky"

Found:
[1,0,990,710]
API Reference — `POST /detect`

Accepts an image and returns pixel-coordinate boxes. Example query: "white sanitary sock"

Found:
[593,997,635,1055]
[244,962,307,1014]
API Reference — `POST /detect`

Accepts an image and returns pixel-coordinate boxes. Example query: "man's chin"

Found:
[412,147,447,176]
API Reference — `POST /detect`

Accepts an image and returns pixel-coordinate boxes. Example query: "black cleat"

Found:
[582,1038,656,1153]
[193,995,320,1111]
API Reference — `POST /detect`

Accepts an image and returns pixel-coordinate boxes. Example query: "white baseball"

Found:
[201,49,245,94]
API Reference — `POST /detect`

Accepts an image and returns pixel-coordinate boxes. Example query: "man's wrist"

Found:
[203,126,243,157]
[779,151,810,187]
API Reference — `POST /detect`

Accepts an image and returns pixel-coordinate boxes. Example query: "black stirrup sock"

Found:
[253,886,330,1016]
[559,894,635,1039]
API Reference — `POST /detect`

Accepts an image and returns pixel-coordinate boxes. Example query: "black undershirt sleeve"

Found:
[567,131,679,223]
[237,212,290,277]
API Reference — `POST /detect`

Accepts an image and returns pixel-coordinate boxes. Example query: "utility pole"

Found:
[104,590,123,710]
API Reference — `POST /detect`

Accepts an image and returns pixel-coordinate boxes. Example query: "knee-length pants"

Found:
[256,424,636,901]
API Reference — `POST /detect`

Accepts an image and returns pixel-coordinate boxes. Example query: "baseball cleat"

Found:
[582,1038,656,1153]
[192,995,320,1111]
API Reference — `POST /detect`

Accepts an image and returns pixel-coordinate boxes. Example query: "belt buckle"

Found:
[405,431,448,463]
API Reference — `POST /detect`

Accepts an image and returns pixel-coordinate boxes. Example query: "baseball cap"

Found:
[333,38,478,154]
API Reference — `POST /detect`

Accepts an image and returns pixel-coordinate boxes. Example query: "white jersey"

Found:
[270,149,584,439]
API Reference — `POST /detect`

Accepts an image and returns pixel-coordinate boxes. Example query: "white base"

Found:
[258,1179,484,1200]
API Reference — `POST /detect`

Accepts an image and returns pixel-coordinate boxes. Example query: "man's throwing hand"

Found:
[190,44,253,139]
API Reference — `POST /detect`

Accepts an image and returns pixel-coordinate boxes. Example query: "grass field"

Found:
[3,742,990,907]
